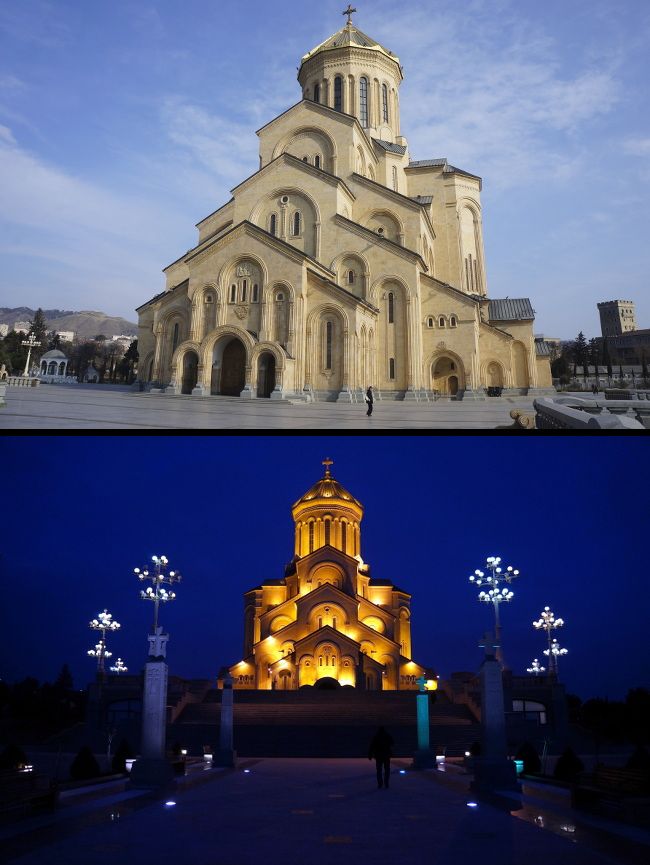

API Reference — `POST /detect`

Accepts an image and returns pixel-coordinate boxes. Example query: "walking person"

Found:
[365,385,374,417]
[368,725,393,789]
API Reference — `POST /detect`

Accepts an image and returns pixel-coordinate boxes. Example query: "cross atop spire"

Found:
[342,4,357,26]
[322,457,334,477]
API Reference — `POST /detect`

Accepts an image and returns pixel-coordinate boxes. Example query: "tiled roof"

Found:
[412,194,433,204]
[408,158,447,168]
[535,339,552,357]
[373,138,407,155]
[488,298,535,321]
[301,24,400,66]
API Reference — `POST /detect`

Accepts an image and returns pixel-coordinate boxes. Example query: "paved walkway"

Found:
[1,759,647,865]
[0,385,539,430]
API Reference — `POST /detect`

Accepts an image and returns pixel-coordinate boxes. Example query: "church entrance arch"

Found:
[487,361,504,388]
[314,676,340,690]
[212,337,246,395]
[432,355,464,395]
[181,351,198,394]
[257,352,276,398]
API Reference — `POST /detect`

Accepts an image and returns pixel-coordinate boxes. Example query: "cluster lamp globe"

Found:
[134,554,181,632]
[526,658,546,675]
[533,606,566,675]
[543,638,568,674]
[110,658,128,675]
[88,609,121,675]
[469,556,520,660]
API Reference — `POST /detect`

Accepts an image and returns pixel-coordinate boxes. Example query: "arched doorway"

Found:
[181,351,198,394]
[432,356,463,395]
[220,338,246,396]
[487,362,503,387]
[257,352,276,398]
[314,677,340,690]
[512,342,529,388]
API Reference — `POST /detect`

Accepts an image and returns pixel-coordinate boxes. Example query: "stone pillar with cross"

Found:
[21,333,41,377]
[342,5,357,27]
[470,631,518,792]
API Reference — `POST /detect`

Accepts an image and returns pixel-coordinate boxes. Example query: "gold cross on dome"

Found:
[322,457,334,476]
[342,5,357,26]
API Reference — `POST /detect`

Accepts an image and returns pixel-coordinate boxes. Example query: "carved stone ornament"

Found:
[234,304,249,320]
[237,264,252,277]
[437,341,446,349]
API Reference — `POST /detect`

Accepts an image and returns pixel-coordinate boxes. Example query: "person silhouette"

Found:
[365,386,374,417]
[368,726,394,788]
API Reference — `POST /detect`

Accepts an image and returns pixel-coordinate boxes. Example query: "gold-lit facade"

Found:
[229,461,429,690]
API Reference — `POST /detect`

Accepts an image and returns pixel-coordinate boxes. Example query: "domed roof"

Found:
[292,460,362,511]
[41,349,67,359]
[300,23,401,70]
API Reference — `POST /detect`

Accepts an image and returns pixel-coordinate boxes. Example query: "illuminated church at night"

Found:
[228,460,432,690]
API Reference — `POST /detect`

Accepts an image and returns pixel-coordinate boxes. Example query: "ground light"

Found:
[399,770,406,774]
[466,802,478,808]
[164,801,176,807]
[244,769,251,773]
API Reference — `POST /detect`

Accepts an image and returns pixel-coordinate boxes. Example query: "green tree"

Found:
[47,331,62,351]
[124,339,139,383]
[29,308,49,365]
[641,350,649,386]
[1,331,28,374]
[602,337,613,378]
[572,331,588,380]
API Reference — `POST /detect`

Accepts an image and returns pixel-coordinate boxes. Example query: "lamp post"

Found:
[134,554,181,632]
[88,609,121,678]
[21,333,41,377]
[526,658,546,675]
[543,638,568,676]
[469,556,520,664]
[110,658,128,675]
[532,606,565,676]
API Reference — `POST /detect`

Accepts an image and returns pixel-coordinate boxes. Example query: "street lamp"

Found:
[526,658,546,675]
[543,638,568,675]
[88,609,121,676]
[532,606,565,675]
[21,333,41,377]
[110,658,128,675]
[134,555,181,632]
[469,556,520,662]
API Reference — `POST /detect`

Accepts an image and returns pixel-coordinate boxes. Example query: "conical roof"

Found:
[292,461,362,511]
[300,23,400,69]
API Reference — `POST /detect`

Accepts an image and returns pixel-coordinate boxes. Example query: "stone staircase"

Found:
[169,689,480,758]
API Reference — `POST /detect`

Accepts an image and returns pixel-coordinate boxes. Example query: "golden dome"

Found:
[299,24,401,72]
[292,459,363,511]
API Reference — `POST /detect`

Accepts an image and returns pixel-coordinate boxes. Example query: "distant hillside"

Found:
[0,308,138,340]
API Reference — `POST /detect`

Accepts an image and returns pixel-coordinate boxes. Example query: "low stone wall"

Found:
[534,397,645,429]
[5,376,40,388]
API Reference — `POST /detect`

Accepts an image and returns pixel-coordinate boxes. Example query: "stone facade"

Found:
[136,16,552,400]
[228,461,432,691]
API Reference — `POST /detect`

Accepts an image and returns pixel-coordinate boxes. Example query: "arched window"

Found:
[292,211,301,236]
[427,317,434,328]
[172,322,180,352]
[302,156,309,163]
[241,279,247,302]
[392,165,398,191]
[388,292,394,324]
[334,76,342,112]
[348,270,355,284]
[450,315,457,327]
[314,83,320,104]
[230,284,236,302]
[382,83,389,122]
[252,283,259,303]
[439,316,445,327]
[326,321,333,370]
[314,154,321,169]
[270,213,277,236]
[389,357,395,379]
[359,77,368,127]
[341,521,347,553]
[309,522,314,553]
[324,520,330,546]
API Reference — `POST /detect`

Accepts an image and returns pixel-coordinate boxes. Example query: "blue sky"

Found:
[1,436,648,703]
[0,0,648,339]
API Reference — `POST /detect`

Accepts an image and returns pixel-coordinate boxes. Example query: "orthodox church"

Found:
[136,9,552,400]
[227,460,432,690]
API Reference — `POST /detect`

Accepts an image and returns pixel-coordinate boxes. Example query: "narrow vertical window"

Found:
[388,292,394,324]
[469,254,475,291]
[334,76,342,111]
[474,259,479,291]
[252,283,259,303]
[392,166,398,191]
[465,259,469,290]
[348,270,355,284]
[293,211,301,236]
[241,279,247,302]
[172,322,179,352]
[325,520,330,546]
[389,357,395,379]
[341,521,347,553]
[314,154,321,169]
[359,77,368,127]
[326,321,332,369]
[450,315,457,327]
[382,83,389,122]
[309,522,314,552]
[314,83,320,104]
[270,213,277,236]
[439,316,445,327]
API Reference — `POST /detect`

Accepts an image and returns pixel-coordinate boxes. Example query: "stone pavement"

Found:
[0,384,539,430]
[1,759,648,865]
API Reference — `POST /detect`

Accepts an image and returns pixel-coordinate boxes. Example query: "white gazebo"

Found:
[39,349,70,382]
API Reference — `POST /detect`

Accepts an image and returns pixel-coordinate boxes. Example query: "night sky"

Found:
[1,436,647,702]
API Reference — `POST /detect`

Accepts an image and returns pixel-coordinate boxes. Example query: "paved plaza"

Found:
[1,759,647,865]
[0,384,541,430]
